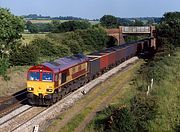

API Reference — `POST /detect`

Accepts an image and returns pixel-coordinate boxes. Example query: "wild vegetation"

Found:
[0,8,24,79]
[86,12,180,132]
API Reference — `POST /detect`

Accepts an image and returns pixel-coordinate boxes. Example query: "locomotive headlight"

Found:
[27,87,34,91]
[46,89,53,92]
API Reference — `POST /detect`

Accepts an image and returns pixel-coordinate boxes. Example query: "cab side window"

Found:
[61,72,67,84]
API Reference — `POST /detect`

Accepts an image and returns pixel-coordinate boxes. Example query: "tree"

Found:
[100,15,119,28]
[56,20,91,33]
[0,8,24,57]
[0,8,24,78]
[51,20,61,33]
[76,27,108,52]
[62,32,83,54]
[31,38,71,58]
[26,21,39,33]
[132,19,144,26]
[157,12,180,47]
[9,44,39,66]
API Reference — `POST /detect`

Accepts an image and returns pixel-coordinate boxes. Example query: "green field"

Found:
[26,19,99,25]
[21,33,46,44]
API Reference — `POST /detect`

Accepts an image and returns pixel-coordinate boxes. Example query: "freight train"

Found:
[27,39,151,105]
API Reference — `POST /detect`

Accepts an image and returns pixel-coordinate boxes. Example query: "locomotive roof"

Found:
[43,54,88,73]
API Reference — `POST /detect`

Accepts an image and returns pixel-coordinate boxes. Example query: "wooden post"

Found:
[33,125,39,132]
[147,85,150,96]
[150,78,154,89]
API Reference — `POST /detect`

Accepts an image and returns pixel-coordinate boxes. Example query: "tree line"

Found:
[25,15,160,33]
[23,14,86,20]
[0,8,109,79]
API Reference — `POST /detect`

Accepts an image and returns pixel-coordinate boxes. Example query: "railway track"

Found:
[0,89,27,118]
[0,90,74,132]
[12,57,139,132]
[0,106,46,132]
[0,57,138,132]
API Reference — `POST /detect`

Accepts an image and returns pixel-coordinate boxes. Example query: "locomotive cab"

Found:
[27,54,89,105]
[27,65,56,105]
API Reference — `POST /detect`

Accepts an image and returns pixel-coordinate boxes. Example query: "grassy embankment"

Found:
[45,48,180,132]
[44,60,144,132]
[86,48,180,131]
[22,33,46,44]
[147,49,180,131]
[0,66,29,96]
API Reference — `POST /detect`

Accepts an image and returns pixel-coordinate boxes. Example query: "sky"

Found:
[0,0,180,19]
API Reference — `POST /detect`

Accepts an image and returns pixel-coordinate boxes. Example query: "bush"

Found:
[93,105,117,131]
[62,32,84,54]
[130,93,158,131]
[56,20,91,33]
[56,44,71,57]
[76,27,108,52]
[61,27,108,54]
[9,44,39,66]
[100,15,119,28]
[105,106,135,132]
[31,38,71,60]
[93,105,135,132]
[26,21,39,33]
[62,39,82,54]
[0,57,9,78]
[31,38,55,57]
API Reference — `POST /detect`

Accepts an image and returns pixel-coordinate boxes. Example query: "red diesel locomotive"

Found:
[27,40,148,105]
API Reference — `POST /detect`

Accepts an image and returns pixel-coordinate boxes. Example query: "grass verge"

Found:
[148,49,180,131]
[45,59,144,132]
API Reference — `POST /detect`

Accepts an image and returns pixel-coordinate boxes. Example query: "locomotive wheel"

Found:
[28,98,34,105]
[52,92,58,103]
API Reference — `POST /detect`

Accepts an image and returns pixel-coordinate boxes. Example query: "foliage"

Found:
[0,57,9,77]
[61,27,108,54]
[105,106,135,132]
[117,18,134,26]
[26,21,39,33]
[9,44,39,66]
[31,38,70,58]
[130,93,158,131]
[100,15,119,28]
[131,19,144,26]
[157,12,180,49]
[31,38,56,57]
[138,12,180,84]
[0,8,24,57]
[93,105,118,131]
[23,14,85,20]
[76,27,108,52]
[0,8,24,77]
[93,106,135,132]
[51,20,61,33]
[62,33,83,54]
[56,20,91,33]
[26,21,53,33]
